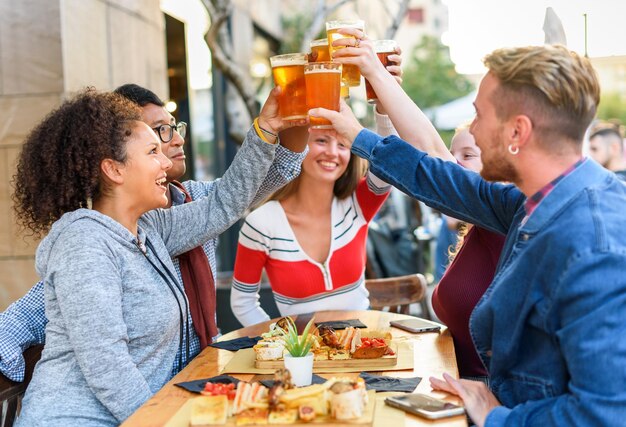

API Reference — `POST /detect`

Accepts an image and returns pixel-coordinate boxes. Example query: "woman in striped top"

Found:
[231,113,398,326]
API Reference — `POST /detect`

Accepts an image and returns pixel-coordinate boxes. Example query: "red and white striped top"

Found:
[231,174,390,326]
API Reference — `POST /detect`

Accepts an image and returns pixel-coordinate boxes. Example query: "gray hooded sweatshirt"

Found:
[16,128,276,426]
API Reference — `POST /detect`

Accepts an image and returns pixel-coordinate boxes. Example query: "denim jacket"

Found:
[354,129,626,426]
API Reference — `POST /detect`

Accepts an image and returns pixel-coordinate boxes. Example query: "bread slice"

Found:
[329,349,350,360]
[268,409,298,424]
[313,347,329,360]
[235,408,268,425]
[190,395,228,426]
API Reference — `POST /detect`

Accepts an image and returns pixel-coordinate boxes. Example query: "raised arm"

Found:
[308,103,523,234]
[145,89,306,257]
[0,281,47,381]
[183,135,308,209]
[331,28,455,162]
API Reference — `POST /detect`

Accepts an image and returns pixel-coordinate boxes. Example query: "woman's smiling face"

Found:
[302,131,351,184]
[119,121,173,212]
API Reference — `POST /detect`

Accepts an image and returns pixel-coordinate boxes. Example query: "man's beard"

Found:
[480,155,520,183]
[478,132,521,183]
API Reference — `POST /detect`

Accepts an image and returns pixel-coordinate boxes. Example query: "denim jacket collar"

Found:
[518,159,608,235]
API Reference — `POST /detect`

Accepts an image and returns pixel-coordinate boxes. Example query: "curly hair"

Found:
[12,88,142,237]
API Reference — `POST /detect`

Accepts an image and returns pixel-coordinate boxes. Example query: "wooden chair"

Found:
[0,345,43,427]
[365,273,430,317]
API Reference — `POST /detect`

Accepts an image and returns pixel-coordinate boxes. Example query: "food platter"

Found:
[254,319,398,370]
[255,342,398,369]
[175,373,377,427]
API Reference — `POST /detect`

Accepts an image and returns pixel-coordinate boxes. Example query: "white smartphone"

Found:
[389,318,441,333]
[385,393,465,419]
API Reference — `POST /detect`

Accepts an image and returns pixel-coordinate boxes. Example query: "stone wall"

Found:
[0,0,168,309]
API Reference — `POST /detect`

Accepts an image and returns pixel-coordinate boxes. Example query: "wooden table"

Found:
[121,310,467,427]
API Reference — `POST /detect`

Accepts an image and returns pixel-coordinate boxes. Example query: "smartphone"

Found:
[389,318,441,333]
[385,393,465,419]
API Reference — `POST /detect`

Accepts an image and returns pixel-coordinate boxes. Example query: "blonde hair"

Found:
[453,121,472,138]
[483,45,600,145]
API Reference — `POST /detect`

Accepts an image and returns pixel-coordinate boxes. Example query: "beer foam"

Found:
[304,68,342,74]
[271,59,307,67]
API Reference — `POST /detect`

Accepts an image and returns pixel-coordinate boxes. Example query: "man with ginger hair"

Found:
[311,44,626,426]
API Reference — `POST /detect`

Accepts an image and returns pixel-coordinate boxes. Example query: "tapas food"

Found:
[189,370,370,425]
[253,317,396,365]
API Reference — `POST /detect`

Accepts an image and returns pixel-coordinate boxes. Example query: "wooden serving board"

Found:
[255,344,398,370]
[165,390,377,427]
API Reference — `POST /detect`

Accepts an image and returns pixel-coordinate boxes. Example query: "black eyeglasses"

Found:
[152,122,187,143]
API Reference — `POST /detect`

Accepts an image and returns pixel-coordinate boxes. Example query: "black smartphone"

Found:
[385,393,465,419]
[389,318,441,333]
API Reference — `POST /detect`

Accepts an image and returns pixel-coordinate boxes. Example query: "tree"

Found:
[402,36,473,109]
[597,92,626,126]
[201,0,410,143]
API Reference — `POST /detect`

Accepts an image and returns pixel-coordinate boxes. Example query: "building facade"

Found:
[0,0,167,309]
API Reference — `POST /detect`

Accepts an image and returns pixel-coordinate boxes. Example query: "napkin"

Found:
[175,374,241,394]
[359,372,421,392]
[315,319,367,329]
[209,336,262,351]
[259,374,327,389]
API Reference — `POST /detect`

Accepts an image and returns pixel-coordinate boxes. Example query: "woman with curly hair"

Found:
[13,88,298,426]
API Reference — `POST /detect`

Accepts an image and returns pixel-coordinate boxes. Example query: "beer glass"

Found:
[304,62,342,129]
[340,82,350,99]
[326,20,365,87]
[270,53,308,121]
[364,40,399,104]
[310,38,330,62]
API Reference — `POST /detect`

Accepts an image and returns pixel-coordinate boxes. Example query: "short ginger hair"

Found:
[483,45,600,146]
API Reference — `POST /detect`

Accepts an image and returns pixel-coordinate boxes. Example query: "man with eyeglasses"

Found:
[0,84,308,382]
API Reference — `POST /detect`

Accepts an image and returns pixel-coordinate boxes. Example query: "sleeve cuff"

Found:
[247,125,278,153]
[366,170,391,193]
[373,109,398,137]
[0,335,26,382]
[352,128,382,162]
[484,406,511,427]
[275,143,309,162]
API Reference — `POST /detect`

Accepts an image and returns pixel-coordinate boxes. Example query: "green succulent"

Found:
[280,316,316,357]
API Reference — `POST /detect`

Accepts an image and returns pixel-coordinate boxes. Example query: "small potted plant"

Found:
[280,316,316,387]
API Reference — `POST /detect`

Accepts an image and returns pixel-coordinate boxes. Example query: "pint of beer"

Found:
[310,38,330,62]
[304,62,342,129]
[364,40,399,104]
[270,53,308,121]
[326,20,365,87]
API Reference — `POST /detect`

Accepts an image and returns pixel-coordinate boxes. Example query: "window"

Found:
[408,8,424,24]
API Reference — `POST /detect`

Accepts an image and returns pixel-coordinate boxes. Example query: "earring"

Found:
[508,144,519,155]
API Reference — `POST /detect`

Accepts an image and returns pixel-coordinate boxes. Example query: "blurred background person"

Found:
[588,125,626,180]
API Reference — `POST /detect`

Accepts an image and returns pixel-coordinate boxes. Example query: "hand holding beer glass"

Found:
[365,40,399,104]
[326,20,365,87]
[304,62,342,129]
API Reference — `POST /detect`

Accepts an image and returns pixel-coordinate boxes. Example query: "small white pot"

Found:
[283,353,314,387]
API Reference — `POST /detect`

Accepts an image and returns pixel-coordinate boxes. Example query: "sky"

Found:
[442,0,626,74]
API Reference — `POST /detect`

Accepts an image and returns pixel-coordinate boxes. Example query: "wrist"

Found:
[254,117,278,144]
[257,117,278,135]
[349,125,364,144]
